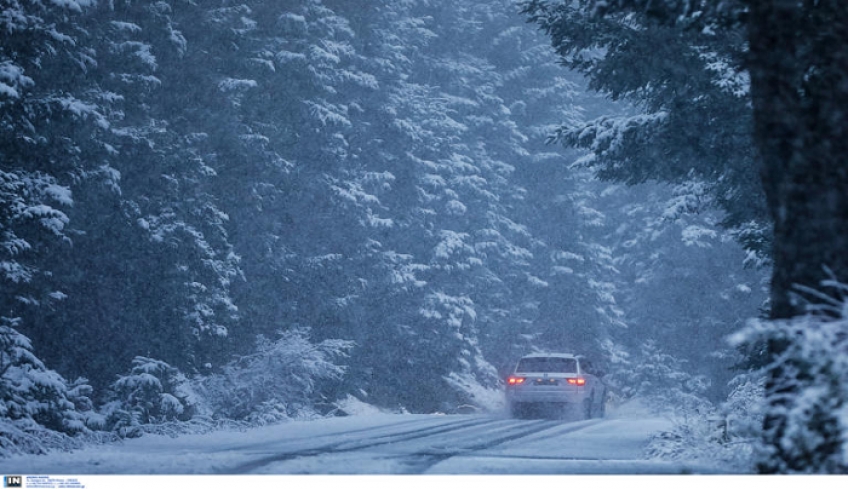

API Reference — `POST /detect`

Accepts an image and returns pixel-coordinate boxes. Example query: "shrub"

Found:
[105,357,194,438]
[192,327,354,423]
[607,340,713,418]
[645,370,764,472]
[730,279,848,473]
[0,318,91,456]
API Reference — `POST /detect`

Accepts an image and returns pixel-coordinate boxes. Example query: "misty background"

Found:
[2,0,778,465]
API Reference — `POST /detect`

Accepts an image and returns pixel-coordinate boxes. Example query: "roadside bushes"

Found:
[1,324,355,454]
[102,328,355,435]
[100,357,195,438]
[0,318,92,456]
[192,328,355,424]
[606,338,762,472]
[731,279,848,473]
[644,371,763,472]
[607,340,713,418]
[645,278,848,473]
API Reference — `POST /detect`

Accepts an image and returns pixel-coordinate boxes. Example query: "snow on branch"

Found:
[0,318,92,457]
[0,61,34,99]
[193,328,354,424]
[103,357,193,438]
[558,112,668,166]
[730,275,848,473]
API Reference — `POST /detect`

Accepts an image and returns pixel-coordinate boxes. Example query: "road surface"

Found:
[1,401,732,475]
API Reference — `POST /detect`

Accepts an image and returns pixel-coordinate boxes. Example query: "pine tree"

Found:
[0,0,121,394]
[520,0,769,259]
[524,0,848,473]
[0,318,91,455]
[12,1,241,392]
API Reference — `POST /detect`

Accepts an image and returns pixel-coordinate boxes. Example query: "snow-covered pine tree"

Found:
[598,182,767,401]
[15,0,241,392]
[525,0,848,473]
[732,280,848,473]
[0,0,123,410]
[104,356,193,438]
[1,0,99,311]
[520,0,769,260]
[0,318,90,456]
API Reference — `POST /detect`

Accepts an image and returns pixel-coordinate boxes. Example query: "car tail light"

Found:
[507,376,526,385]
[567,377,586,386]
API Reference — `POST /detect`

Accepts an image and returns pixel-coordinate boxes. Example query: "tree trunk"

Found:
[746,0,848,473]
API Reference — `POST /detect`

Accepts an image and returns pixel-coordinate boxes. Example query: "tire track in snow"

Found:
[223,415,502,473]
[208,415,443,454]
[227,415,607,474]
[394,418,607,473]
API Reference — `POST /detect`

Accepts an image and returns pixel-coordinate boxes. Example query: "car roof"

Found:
[520,353,578,359]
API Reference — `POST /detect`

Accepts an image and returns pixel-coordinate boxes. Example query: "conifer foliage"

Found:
[0,318,90,455]
[523,0,848,474]
[1,0,767,462]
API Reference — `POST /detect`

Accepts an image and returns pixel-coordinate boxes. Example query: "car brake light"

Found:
[567,378,586,386]
[507,376,525,385]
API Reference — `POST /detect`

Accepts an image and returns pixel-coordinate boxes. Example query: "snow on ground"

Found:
[0,399,728,478]
[2,413,434,474]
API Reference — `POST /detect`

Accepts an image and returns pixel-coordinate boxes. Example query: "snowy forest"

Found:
[2,0,847,475]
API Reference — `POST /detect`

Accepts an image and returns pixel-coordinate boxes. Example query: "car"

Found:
[505,353,606,420]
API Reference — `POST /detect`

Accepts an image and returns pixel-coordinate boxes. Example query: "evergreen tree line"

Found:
[0,0,633,447]
[522,0,848,473]
[1,0,766,458]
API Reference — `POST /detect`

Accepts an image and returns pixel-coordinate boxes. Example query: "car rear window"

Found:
[515,357,577,373]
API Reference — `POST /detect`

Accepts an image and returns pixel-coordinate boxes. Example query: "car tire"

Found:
[596,391,607,418]
[583,398,593,420]
[509,402,524,419]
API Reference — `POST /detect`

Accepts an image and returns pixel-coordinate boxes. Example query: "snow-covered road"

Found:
[2,402,727,475]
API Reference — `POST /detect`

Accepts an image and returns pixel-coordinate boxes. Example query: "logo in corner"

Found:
[3,476,22,488]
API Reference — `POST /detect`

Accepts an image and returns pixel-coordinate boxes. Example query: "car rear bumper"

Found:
[505,388,587,404]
